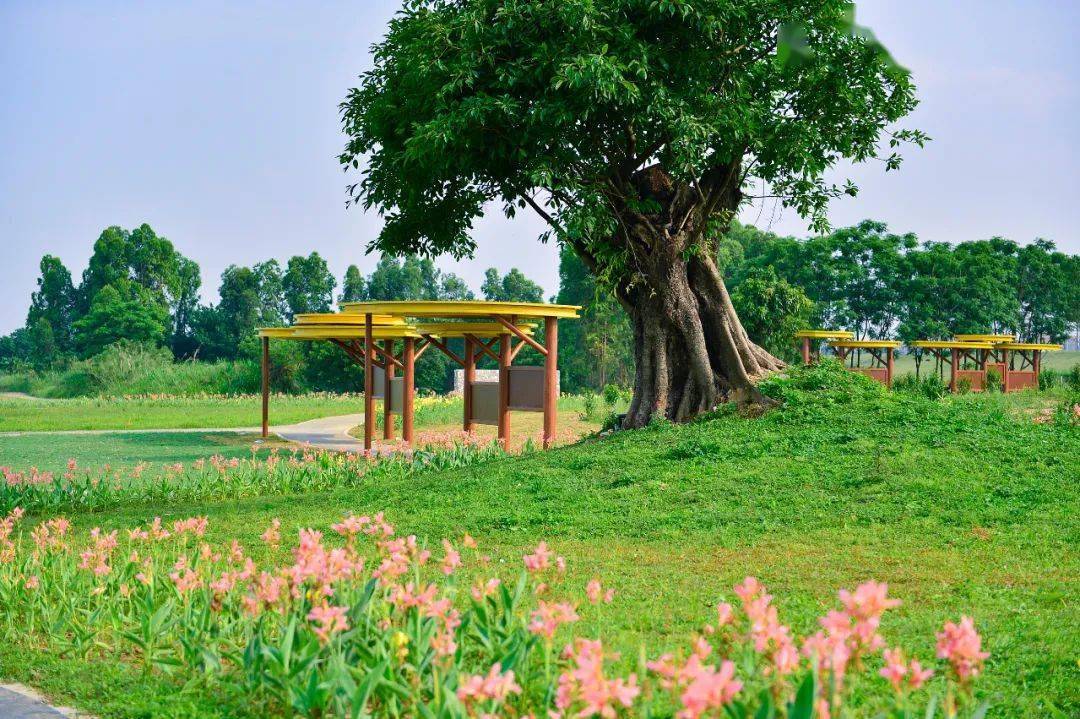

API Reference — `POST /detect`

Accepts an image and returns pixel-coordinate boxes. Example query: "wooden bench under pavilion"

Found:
[258,301,580,452]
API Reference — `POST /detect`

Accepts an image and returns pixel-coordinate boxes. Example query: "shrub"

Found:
[984,368,1003,393]
[957,377,973,395]
[1067,363,1080,392]
[893,373,949,400]
[0,508,991,718]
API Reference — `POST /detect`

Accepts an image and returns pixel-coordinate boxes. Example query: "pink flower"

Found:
[678,659,742,719]
[715,602,734,626]
[457,663,522,705]
[556,639,639,718]
[441,539,461,575]
[936,616,988,682]
[880,647,935,693]
[528,600,579,639]
[261,518,281,547]
[586,579,615,604]
[880,647,908,692]
[523,541,553,572]
[307,604,349,644]
[471,577,501,602]
[24,575,39,590]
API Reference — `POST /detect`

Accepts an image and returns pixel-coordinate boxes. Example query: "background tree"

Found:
[170,257,202,357]
[27,255,77,355]
[730,268,814,362]
[481,268,544,303]
[283,252,336,319]
[73,282,171,357]
[555,247,634,392]
[341,0,923,425]
[339,265,367,303]
[253,260,288,326]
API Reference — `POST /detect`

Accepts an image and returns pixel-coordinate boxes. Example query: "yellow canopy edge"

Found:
[829,340,902,349]
[911,341,995,350]
[796,329,855,339]
[413,322,536,338]
[293,313,405,326]
[996,343,1063,351]
[953,333,1014,342]
[258,326,424,340]
[340,300,580,319]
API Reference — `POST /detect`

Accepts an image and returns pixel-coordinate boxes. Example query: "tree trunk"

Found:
[615,244,784,427]
[565,164,784,428]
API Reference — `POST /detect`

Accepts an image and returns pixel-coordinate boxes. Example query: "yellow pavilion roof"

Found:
[339,300,580,319]
[996,342,1063,351]
[828,340,902,349]
[953,334,1015,342]
[796,329,855,340]
[258,326,424,340]
[911,340,996,350]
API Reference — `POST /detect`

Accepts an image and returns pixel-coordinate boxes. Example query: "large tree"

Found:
[341,0,922,425]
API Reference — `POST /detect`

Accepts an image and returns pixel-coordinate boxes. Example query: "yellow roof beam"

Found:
[829,340,902,349]
[912,340,996,350]
[340,300,580,319]
[796,329,855,339]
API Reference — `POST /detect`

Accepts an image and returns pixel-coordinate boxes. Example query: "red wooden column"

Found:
[463,335,476,433]
[886,346,894,388]
[801,337,811,365]
[543,316,558,449]
[949,347,958,393]
[403,337,415,446]
[1033,349,1041,387]
[382,338,395,441]
[363,313,374,452]
[260,335,270,438]
[999,348,1006,384]
[497,331,511,448]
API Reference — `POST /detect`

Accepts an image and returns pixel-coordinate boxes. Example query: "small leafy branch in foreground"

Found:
[1,508,989,718]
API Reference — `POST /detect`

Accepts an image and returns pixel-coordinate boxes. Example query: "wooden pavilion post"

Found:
[1001,349,1011,392]
[363,313,374,452]
[403,337,415,446]
[543,316,558,449]
[886,346,894,389]
[801,337,811,365]
[949,347,958,393]
[1033,349,1041,386]
[463,335,476,433]
[497,331,511,448]
[382,338,395,441]
[260,335,270,438]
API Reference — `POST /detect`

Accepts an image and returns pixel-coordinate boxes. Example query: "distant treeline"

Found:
[2,220,1076,396]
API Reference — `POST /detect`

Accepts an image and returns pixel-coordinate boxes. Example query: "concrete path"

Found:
[273,413,365,452]
[0,684,84,718]
[0,414,367,452]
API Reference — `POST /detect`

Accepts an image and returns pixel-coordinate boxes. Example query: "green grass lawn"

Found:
[0,394,364,432]
[1,368,1076,717]
[0,431,292,473]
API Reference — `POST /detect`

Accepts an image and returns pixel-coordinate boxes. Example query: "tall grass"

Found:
[0,343,260,398]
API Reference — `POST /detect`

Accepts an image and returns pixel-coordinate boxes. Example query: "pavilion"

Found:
[258,301,580,452]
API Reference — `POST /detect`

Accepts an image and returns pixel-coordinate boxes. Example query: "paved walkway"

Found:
[273,413,365,452]
[0,415,367,453]
[0,684,82,718]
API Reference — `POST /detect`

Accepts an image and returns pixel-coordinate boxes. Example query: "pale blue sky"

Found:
[1,1,1077,334]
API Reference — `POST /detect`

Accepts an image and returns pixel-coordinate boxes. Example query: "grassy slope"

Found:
[2,372,1076,716]
[0,395,364,432]
[0,431,294,471]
